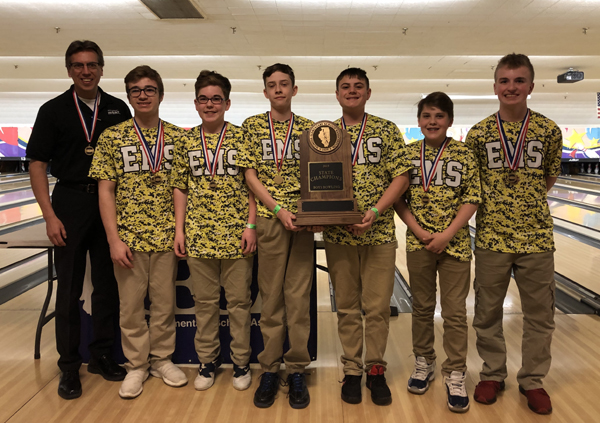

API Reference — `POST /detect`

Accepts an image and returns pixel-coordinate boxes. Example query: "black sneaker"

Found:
[366,365,392,406]
[254,372,279,408]
[341,374,362,404]
[287,372,310,409]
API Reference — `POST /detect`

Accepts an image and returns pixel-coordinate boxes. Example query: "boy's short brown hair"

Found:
[262,63,295,87]
[195,70,231,99]
[494,53,535,81]
[335,67,369,90]
[124,65,164,97]
[417,92,454,120]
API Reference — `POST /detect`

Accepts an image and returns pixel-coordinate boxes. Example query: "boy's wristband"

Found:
[371,207,379,220]
[272,204,282,215]
[246,223,256,229]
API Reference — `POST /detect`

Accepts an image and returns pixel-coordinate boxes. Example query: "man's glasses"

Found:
[196,96,225,104]
[128,87,158,98]
[70,62,101,71]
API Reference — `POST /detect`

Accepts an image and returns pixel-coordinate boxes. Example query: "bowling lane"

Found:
[0,175,29,185]
[567,174,600,182]
[554,230,600,294]
[0,178,55,193]
[556,177,600,192]
[0,203,42,232]
[549,186,600,210]
[0,188,39,209]
[548,200,600,232]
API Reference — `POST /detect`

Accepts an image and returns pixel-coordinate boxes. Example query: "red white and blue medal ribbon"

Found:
[201,122,228,180]
[341,113,368,166]
[73,90,100,145]
[421,137,450,193]
[267,112,294,174]
[133,118,164,175]
[495,109,530,171]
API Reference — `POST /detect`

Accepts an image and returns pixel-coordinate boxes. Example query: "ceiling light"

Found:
[139,0,204,19]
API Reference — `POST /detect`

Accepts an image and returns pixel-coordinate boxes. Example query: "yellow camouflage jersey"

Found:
[89,118,181,252]
[171,123,252,259]
[323,115,412,246]
[465,110,562,253]
[237,113,313,217]
[404,139,481,261]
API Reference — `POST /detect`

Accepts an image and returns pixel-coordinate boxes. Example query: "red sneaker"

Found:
[474,380,505,404]
[519,386,552,415]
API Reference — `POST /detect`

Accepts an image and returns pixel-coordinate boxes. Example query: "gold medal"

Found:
[422,194,430,205]
[506,172,519,186]
[209,180,217,190]
[274,174,284,185]
[151,174,162,185]
[84,145,95,156]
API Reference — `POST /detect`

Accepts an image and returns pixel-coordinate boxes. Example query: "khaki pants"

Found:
[113,251,178,372]
[324,241,397,375]
[256,216,314,374]
[407,249,470,375]
[473,248,555,390]
[188,256,253,366]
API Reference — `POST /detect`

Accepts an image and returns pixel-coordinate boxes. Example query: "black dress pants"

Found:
[52,184,119,372]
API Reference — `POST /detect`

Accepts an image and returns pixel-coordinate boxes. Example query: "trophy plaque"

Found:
[294,120,363,226]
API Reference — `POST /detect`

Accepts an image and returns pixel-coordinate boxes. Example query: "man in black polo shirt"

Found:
[27,40,131,400]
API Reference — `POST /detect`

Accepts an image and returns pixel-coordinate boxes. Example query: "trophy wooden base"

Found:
[294,199,363,226]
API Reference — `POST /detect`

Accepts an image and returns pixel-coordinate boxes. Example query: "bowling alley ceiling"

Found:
[1,0,599,125]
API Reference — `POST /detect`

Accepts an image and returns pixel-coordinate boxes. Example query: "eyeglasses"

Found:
[128,87,158,98]
[196,96,225,104]
[70,62,101,71]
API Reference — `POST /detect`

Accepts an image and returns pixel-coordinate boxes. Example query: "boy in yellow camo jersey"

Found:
[466,53,562,415]
[90,65,188,399]
[236,63,315,409]
[394,92,480,413]
[323,67,411,406]
[171,70,257,392]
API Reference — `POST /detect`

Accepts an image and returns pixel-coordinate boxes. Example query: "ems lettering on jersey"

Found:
[445,161,463,188]
[366,137,382,164]
[353,136,383,165]
[120,143,174,173]
[187,149,239,177]
[409,159,464,187]
[261,138,300,161]
[485,139,543,170]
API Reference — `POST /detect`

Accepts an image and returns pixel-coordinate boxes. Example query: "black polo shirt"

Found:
[27,85,132,184]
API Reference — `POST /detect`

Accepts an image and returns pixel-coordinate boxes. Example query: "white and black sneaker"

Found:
[194,356,223,391]
[444,371,470,413]
[407,357,435,394]
[233,363,252,391]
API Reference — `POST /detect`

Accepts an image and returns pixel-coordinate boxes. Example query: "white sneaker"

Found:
[150,361,188,387]
[119,369,149,399]
[444,371,470,413]
[407,356,436,394]
[194,358,222,391]
[232,364,252,391]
